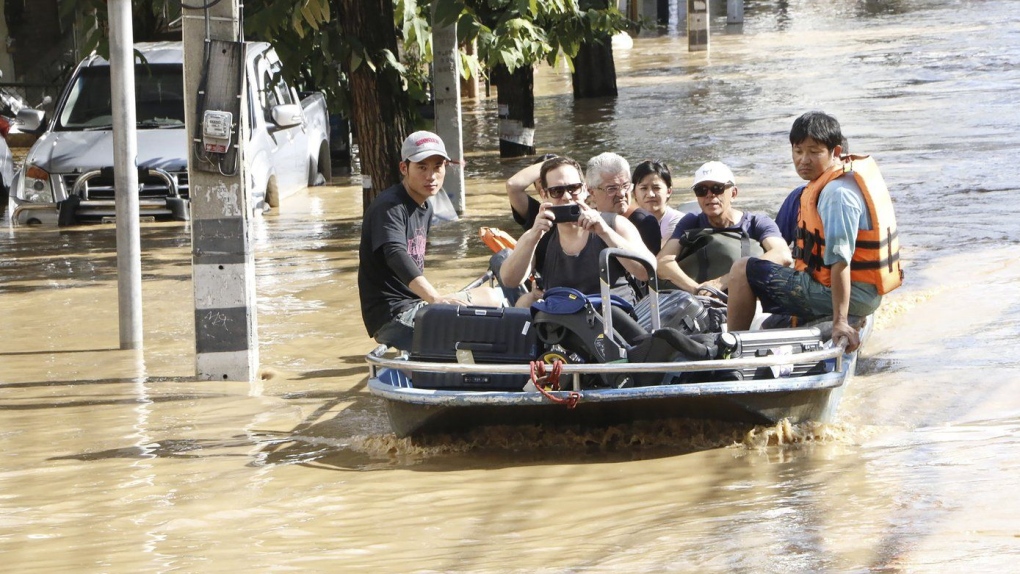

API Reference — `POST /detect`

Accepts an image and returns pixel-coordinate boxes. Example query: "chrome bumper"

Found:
[11,167,190,226]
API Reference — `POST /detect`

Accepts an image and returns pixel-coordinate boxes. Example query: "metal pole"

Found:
[108,0,143,350]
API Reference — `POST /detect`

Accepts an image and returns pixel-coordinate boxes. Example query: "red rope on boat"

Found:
[529,360,579,409]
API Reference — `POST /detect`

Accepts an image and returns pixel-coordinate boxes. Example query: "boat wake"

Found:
[326,418,864,469]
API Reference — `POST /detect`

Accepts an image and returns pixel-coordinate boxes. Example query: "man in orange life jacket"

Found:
[726,112,902,351]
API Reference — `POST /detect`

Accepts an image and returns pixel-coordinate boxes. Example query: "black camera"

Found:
[547,204,581,223]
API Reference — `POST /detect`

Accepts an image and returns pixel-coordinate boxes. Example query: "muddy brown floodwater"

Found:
[4,1,1020,571]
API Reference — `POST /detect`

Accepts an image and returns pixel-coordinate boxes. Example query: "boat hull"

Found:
[368,349,859,437]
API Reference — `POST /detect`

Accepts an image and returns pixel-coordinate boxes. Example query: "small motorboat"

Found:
[366,248,870,438]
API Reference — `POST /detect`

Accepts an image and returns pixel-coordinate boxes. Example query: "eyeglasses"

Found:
[599,183,632,195]
[546,182,584,199]
[692,182,733,197]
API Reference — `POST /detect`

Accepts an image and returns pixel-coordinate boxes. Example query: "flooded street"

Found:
[3,0,1020,571]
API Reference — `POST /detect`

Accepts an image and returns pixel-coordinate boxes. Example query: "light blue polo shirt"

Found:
[818,174,873,266]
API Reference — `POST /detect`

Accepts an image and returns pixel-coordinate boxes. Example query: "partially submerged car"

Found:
[8,41,330,226]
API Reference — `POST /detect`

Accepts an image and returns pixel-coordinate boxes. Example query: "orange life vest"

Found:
[479,227,517,253]
[794,154,903,295]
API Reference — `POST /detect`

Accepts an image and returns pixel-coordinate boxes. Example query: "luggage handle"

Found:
[599,248,660,339]
[456,306,505,318]
[455,342,506,353]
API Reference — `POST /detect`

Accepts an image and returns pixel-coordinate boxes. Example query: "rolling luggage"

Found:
[409,304,540,390]
[671,327,829,384]
[727,327,830,379]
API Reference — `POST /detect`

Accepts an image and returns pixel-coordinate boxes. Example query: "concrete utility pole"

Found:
[107,0,143,350]
[431,4,466,214]
[727,0,744,25]
[688,0,710,52]
[182,0,259,381]
[669,0,687,33]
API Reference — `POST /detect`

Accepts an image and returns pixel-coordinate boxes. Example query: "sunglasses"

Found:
[546,182,585,199]
[692,182,733,197]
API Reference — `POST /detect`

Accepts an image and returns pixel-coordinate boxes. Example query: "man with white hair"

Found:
[586,152,662,255]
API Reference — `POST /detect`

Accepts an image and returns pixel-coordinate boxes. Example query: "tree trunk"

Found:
[338,0,413,211]
[6,0,71,103]
[491,64,535,158]
[460,40,478,100]
[571,34,618,99]
[570,0,618,99]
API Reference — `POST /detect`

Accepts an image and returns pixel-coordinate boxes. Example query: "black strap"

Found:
[681,227,757,282]
[697,246,710,283]
[848,251,900,271]
[856,228,897,250]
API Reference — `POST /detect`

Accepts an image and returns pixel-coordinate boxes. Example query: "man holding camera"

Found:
[499,156,655,307]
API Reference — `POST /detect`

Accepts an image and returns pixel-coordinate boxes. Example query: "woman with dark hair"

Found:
[632,160,685,248]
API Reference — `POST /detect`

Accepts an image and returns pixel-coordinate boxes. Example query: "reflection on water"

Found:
[4,1,1020,571]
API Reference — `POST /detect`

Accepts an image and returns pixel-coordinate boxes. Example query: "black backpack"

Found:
[677,227,764,282]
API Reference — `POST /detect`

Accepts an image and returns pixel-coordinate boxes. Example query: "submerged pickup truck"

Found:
[9,41,330,226]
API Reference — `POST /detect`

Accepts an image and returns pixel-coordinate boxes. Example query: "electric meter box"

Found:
[202,110,233,154]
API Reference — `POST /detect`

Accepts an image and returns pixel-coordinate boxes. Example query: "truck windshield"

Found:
[57,64,185,130]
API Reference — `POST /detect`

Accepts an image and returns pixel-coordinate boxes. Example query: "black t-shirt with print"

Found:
[358,183,433,336]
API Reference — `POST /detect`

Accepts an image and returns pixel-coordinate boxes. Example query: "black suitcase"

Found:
[409,304,540,390]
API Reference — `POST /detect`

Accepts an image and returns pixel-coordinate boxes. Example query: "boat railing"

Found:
[367,341,847,392]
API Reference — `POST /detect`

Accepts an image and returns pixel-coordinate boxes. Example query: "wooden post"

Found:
[727,0,744,25]
[627,0,639,21]
[431,4,465,214]
[688,0,709,52]
[460,40,479,100]
[182,1,259,382]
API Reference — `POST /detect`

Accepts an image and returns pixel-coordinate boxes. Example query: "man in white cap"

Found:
[358,131,500,350]
[655,161,791,295]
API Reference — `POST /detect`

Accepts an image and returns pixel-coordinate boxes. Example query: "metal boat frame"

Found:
[365,248,870,437]
[366,334,859,437]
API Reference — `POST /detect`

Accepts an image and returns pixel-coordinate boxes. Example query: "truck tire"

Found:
[310,141,331,186]
[266,177,280,209]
